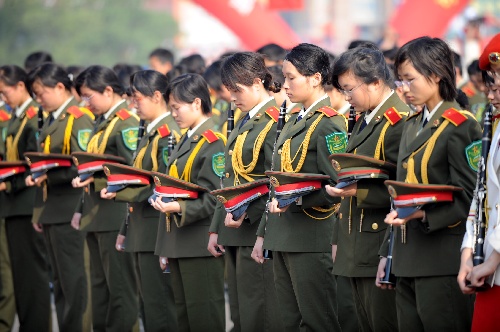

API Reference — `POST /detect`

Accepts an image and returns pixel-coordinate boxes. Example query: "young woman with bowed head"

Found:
[152,73,226,332]
[207,52,283,332]
[252,43,347,331]
[26,63,95,331]
[72,65,141,332]
[376,37,481,331]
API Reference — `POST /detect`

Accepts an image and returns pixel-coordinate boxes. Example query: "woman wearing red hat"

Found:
[459,32,500,332]
[378,36,481,331]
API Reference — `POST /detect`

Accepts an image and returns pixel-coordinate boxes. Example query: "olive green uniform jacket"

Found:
[78,102,139,232]
[380,100,482,277]
[333,93,408,277]
[155,118,225,258]
[258,97,347,252]
[115,115,180,252]
[209,99,278,246]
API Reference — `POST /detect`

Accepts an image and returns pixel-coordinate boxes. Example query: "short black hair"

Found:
[203,60,224,91]
[452,51,463,76]
[467,59,481,77]
[332,47,394,90]
[347,40,379,50]
[130,70,169,102]
[24,51,53,73]
[28,63,72,92]
[178,54,206,75]
[74,65,125,96]
[284,43,330,86]
[0,65,28,87]
[113,63,143,96]
[394,36,457,102]
[149,48,175,65]
[221,52,280,93]
[256,43,287,63]
[166,73,212,115]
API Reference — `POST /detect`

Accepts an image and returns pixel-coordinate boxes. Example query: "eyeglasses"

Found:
[340,82,364,97]
[394,76,421,89]
[132,94,144,104]
[81,94,94,103]
[489,52,500,64]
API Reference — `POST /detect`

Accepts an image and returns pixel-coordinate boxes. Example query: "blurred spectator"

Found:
[24,51,53,73]
[256,43,287,67]
[148,48,174,75]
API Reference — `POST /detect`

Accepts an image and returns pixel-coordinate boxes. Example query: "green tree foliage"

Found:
[0,0,177,68]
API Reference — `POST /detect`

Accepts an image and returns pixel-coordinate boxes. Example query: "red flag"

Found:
[192,0,301,50]
[391,0,469,45]
[267,0,303,10]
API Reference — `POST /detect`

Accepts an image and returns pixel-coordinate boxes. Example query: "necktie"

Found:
[239,113,250,129]
[179,134,189,148]
[358,119,367,132]
[48,113,55,126]
[422,117,428,127]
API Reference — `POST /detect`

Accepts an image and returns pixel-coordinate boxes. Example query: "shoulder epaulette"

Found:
[116,109,131,121]
[157,124,171,138]
[290,107,301,114]
[25,106,38,119]
[383,107,403,125]
[202,129,220,143]
[79,107,95,120]
[265,106,279,122]
[442,108,467,126]
[0,109,11,121]
[67,105,85,118]
[318,106,339,117]
[462,86,475,97]
[406,111,421,121]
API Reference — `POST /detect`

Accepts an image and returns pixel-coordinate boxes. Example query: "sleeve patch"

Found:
[325,132,348,155]
[465,140,481,172]
[2,127,7,142]
[162,147,169,166]
[202,129,219,143]
[121,127,139,150]
[212,152,225,177]
[77,129,92,151]
[442,108,467,126]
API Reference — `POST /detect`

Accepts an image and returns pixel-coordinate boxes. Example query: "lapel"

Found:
[96,101,128,132]
[400,101,458,161]
[169,118,215,163]
[9,100,39,136]
[347,93,399,152]
[277,98,330,148]
[39,99,79,143]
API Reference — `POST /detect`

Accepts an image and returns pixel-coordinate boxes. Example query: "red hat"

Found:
[72,152,126,181]
[102,163,152,193]
[24,152,73,180]
[479,33,500,70]
[148,171,208,204]
[0,161,27,181]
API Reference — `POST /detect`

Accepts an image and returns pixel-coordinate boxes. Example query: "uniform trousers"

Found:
[351,276,397,332]
[134,251,178,332]
[396,276,474,332]
[273,251,340,332]
[5,215,50,332]
[0,218,15,332]
[225,246,283,332]
[43,222,87,332]
[86,231,139,332]
[169,256,225,332]
[335,275,359,332]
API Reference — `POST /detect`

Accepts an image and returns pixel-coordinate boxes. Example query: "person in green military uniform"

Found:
[151,73,226,332]
[251,43,346,332]
[0,65,50,332]
[25,63,94,332]
[207,52,283,332]
[100,70,180,332]
[71,65,140,332]
[325,47,408,331]
[376,36,481,331]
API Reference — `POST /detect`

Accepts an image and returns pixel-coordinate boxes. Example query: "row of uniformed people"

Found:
[0,37,485,332]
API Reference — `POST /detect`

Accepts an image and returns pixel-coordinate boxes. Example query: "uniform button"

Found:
[278,149,282,154]
[402,162,408,169]
[129,207,133,213]
[225,173,230,178]
[372,223,378,230]
[228,150,233,156]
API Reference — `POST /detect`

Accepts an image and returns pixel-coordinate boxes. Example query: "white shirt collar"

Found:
[147,111,171,134]
[52,97,74,120]
[299,94,329,118]
[187,117,209,137]
[365,90,394,124]
[247,96,274,120]
[423,100,444,122]
[104,99,126,119]
[15,97,33,118]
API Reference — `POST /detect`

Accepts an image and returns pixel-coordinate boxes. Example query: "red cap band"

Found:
[338,169,388,178]
[30,159,72,171]
[155,186,199,198]
[222,184,269,209]
[274,180,322,193]
[107,174,150,185]
[394,191,454,207]
[0,166,27,177]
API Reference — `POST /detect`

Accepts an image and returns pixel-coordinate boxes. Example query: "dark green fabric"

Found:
[335,275,360,332]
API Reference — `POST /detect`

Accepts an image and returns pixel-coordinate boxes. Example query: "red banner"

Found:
[192,0,301,50]
[391,0,469,45]
[267,0,303,10]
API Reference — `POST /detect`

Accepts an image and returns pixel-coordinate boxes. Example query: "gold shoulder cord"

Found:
[6,117,29,161]
[87,117,120,154]
[402,119,450,243]
[232,119,274,185]
[134,135,162,172]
